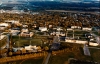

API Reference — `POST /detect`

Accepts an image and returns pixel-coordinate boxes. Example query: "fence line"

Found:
[0,52,48,63]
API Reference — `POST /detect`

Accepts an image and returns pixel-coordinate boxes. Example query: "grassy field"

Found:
[67,30,89,36]
[1,40,100,64]
[48,43,100,64]
[89,48,100,62]
[0,37,7,47]
[12,35,49,47]
[18,57,44,64]
[1,32,100,64]
[11,36,100,64]
[2,57,44,64]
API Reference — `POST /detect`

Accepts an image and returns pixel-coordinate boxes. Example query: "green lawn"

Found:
[12,35,49,47]
[67,30,89,38]
[13,38,43,47]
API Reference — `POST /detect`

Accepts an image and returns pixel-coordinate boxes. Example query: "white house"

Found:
[20,28,34,37]
[65,39,98,46]
[20,31,34,37]
[0,23,9,27]
[50,31,65,36]
[0,35,6,40]
[49,25,53,28]
[57,27,63,31]
[71,26,81,29]
[82,27,92,31]
[67,28,73,31]
[39,27,48,32]
[25,45,38,52]
[21,28,28,33]
[0,23,9,30]
[22,25,28,28]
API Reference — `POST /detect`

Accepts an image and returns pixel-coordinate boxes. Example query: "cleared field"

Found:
[12,35,49,47]
[2,57,44,64]
[0,37,7,47]
[48,43,100,64]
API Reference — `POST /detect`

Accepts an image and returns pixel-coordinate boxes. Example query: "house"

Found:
[49,25,53,28]
[67,28,73,31]
[50,27,65,36]
[10,28,20,36]
[0,23,9,30]
[20,32,34,37]
[0,35,6,40]
[21,28,29,33]
[50,31,65,36]
[57,27,63,31]
[39,27,48,32]
[82,27,92,31]
[71,26,81,29]
[25,45,38,52]
[22,25,28,28]
[20,28,33,37]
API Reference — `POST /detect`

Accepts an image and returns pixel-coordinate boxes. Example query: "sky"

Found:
[0,0,100,2]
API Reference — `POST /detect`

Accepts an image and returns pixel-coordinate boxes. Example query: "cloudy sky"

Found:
[0,0,99,2]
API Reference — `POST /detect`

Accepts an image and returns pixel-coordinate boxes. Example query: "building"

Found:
[20,32,34,37]
[0,23,9,30]
[39,27,48,32]
[0,35,6,40]
[82,27,92,31]
[10,28,20,36]
[25,45,38,52]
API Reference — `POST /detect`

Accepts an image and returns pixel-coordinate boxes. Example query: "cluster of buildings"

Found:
[0,18,99,43]
[0,9,39,15]
[0,10,25,14]
[0,11,99,58]
[0,20,34,37]
[13,45,42,54]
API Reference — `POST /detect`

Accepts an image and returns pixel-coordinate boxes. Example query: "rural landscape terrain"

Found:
[0,0,100,64]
